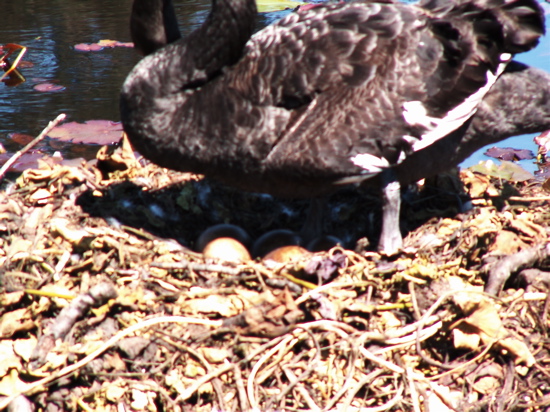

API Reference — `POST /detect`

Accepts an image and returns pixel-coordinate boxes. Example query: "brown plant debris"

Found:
[1,140,550,411]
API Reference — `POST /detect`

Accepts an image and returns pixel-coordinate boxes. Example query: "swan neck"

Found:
[130,0,181,55]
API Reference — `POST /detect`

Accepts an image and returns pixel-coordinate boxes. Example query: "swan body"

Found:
[121,0,546,253]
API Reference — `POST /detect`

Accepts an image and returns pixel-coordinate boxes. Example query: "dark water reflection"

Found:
[0,0,215,157]
[0,0,549,166]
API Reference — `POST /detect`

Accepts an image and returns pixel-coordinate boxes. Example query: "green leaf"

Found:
[256,0,304,12]
[468,160,534,182]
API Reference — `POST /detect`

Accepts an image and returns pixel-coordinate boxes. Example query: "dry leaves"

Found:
[1,144,550,411]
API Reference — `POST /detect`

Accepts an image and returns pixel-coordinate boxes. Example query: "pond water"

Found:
[461,4,550,171]
[1,0,549,170]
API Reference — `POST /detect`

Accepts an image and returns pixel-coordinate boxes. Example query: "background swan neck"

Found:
[130,0,181,55]
[124,0,257,99]
[135,0,256,91]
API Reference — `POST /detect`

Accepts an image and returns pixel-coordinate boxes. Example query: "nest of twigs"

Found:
[2,133,550,412]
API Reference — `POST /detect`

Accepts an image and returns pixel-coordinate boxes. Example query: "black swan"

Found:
[120,0,546,254]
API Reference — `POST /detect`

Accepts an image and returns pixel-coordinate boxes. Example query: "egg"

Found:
[202,237,251,263]
[263,245,310,264]
[251,229,302,258]
[196,224,251,252]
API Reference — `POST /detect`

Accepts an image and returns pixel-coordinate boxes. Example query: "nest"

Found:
[2,136,550,412]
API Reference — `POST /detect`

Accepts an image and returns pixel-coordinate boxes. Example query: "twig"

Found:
[247,335,295,409]
[331,384,404,412]
[281,366,321,411]
[157,335,227,411]
[273,328,321,410]
[323,348,362,410]
[358,346,404,375]
[408,282,422,320]
[175,334,290,403]
[0,113,66,181]
[407,367,422,412]
[495,361,516,412]
[372,320,442,354]
[508,195,550,202]
[30,282,118,369]
[485,243,550,295]
[295,280,376,305]
[0,315,222,410]
[233,365,250,412]
[151,261,246,276]
[411,288,496,371]
[427,336,497,381]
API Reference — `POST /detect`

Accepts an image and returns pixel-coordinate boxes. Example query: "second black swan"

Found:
[120,0,546,254]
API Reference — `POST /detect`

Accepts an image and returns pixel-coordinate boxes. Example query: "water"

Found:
[461,2,550,172]
[1,0,549,166]
[0,0,210,158]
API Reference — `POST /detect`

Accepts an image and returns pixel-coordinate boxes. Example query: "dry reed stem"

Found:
[0,113,66,180]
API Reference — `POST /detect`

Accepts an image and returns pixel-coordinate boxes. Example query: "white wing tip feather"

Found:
[350,153,390,173]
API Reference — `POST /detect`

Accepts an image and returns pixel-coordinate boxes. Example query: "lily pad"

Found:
[74,39,134,52]
[484,147,534,161]
[47,120,123,145]
[8,133,34,146]
[74,43,104,52]
[0,152,48,172]
[33,82,65,92]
